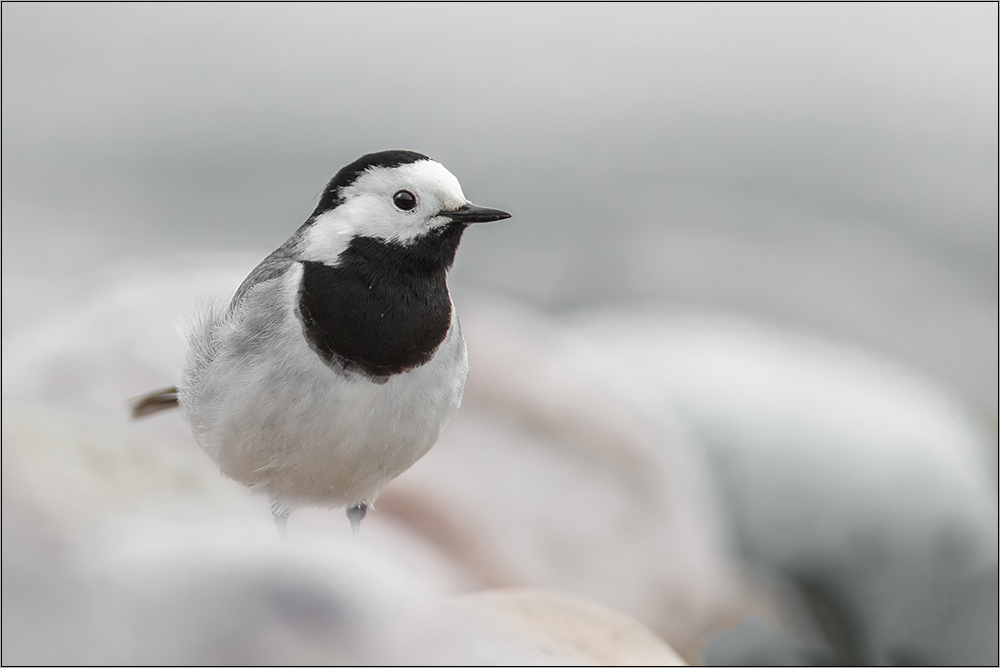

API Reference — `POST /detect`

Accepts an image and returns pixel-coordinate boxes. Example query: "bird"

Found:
[131,150,510,535]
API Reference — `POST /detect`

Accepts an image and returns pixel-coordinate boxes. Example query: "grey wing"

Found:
[186,244,299,384]
[229,240,299,311]
[132,240,299,420]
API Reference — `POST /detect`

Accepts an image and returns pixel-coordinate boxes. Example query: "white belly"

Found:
[179,266,468,507]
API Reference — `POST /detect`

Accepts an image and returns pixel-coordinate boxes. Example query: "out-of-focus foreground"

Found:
[3,256,996,664]
[3,4,997,665]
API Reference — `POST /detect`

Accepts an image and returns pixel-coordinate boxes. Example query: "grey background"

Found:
[3,3,997,404]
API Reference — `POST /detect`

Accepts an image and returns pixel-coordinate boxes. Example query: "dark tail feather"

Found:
[130,386,180,418]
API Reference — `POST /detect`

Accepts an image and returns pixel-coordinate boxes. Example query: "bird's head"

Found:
[298,150,510,265]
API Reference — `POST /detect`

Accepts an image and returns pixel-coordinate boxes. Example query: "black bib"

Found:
[296,224,464,380]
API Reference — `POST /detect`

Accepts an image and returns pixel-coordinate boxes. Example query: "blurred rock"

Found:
[4,512,689,665]
[440,588,687,666]
[1,253,260,443]
[570,306,999,665]
[702,616,830,666]
[2,517,436,665]
[2,402,249,543]
[2,402,691,665]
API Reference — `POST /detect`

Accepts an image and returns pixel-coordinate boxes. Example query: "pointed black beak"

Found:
[440,203,511,224]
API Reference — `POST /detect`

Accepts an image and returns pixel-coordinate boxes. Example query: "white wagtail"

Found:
[132,150,510,534]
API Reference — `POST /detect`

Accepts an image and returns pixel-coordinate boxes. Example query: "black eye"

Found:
[393,190,417,211]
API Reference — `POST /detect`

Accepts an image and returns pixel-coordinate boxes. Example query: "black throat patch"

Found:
[296,224,465,381]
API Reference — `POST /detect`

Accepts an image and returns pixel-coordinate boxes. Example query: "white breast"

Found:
[179,263,468,508]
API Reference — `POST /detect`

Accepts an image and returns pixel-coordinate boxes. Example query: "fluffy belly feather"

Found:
[180,286,468,507]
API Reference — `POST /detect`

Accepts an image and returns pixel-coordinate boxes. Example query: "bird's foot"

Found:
[347,503,368,537]
[272,504,290,540]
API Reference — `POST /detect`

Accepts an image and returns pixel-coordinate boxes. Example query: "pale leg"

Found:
[272,504,290,540]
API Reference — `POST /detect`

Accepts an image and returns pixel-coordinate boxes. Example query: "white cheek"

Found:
[298,200,430,264]
[298,210,353,265]
[357,198,429,243]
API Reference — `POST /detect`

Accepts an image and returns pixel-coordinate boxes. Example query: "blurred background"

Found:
[3,4,997,665]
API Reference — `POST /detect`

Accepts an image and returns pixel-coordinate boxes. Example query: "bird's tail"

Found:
[130,386,180,418]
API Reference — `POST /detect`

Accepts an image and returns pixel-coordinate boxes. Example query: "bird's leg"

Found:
[272,504,290,540]
[346,503,368,538]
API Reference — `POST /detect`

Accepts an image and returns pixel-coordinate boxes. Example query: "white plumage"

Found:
[179,265,468,508]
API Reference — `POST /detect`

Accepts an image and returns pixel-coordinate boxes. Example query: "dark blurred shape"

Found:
[792,571,869,665]
[704,617,833,666]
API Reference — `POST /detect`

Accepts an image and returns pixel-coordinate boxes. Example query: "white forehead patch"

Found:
[299,159,471,264]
